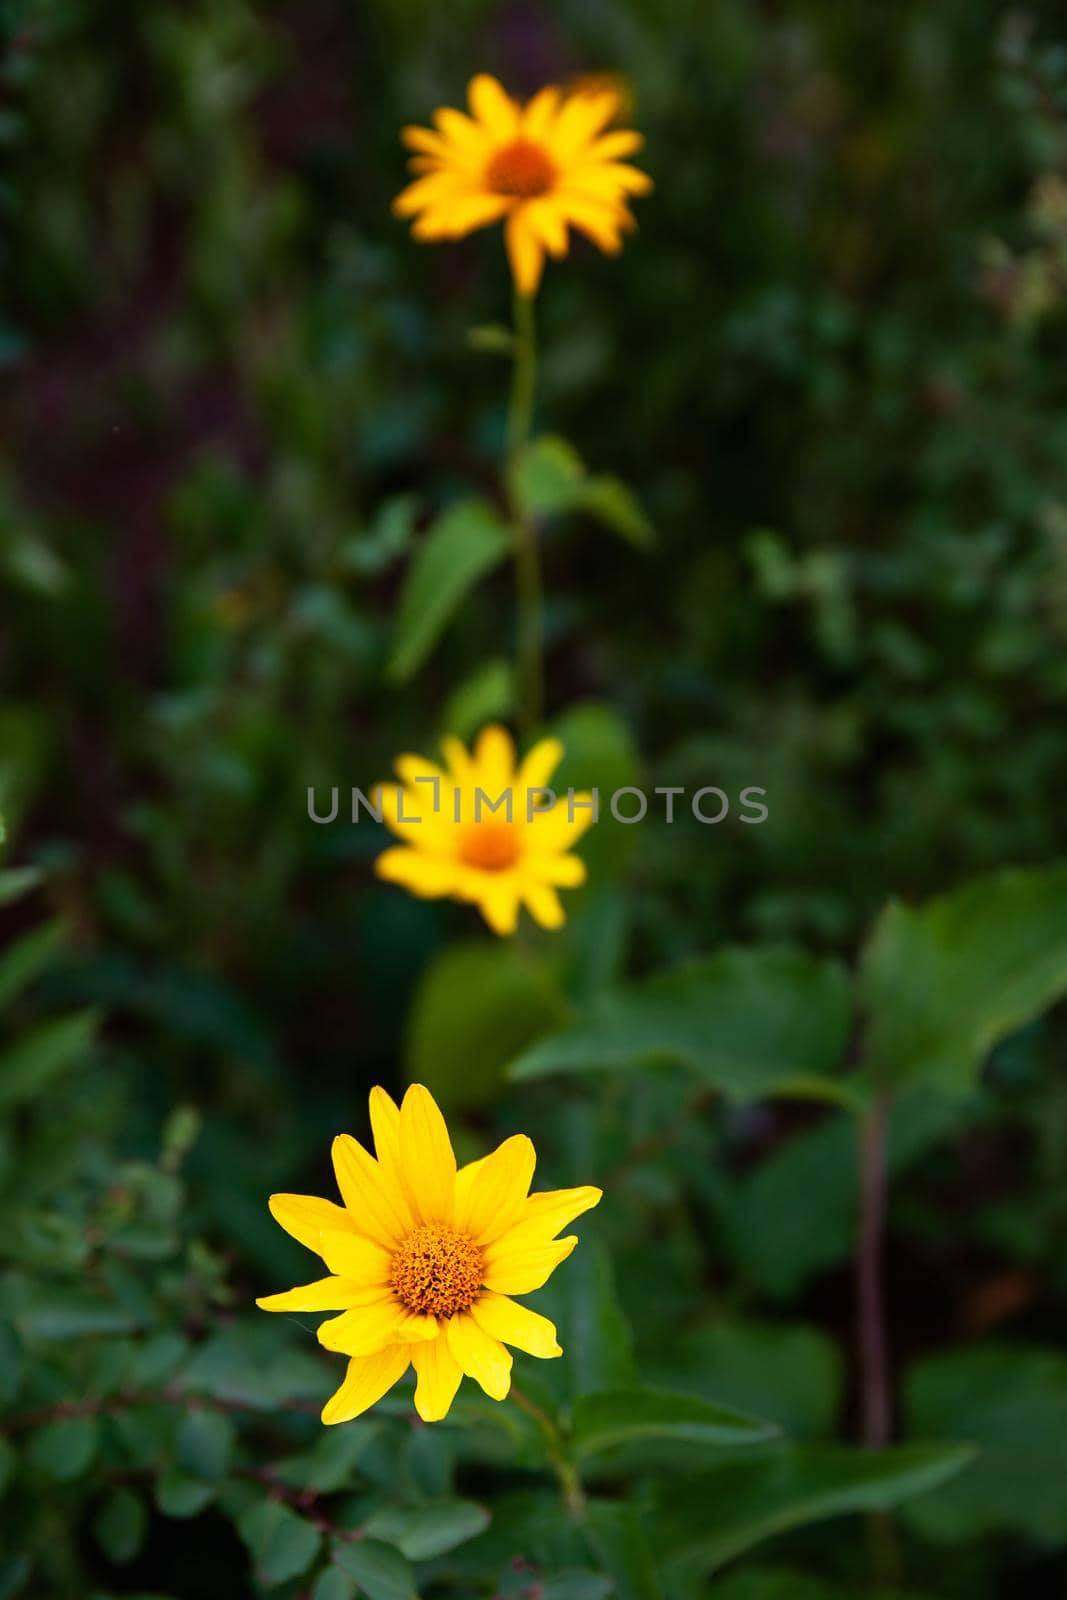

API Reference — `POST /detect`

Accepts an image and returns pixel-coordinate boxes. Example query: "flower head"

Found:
[373,724,594,936]
[393,73,652,296]
[258,1084,602,1423]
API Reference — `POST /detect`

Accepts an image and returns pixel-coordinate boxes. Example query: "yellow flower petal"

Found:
[468,73,520,140]
[411,1335,464,1421]
[505,211,545,297]
[517,736,565,794]
[522,86,562,141]
[499,1184,603,1248]
[331,1134,413,1248]
[522,882,565,929]
[317,1296,402,1354]
[256,1278,384,1314]
[446,1311,513,1400]
[474,879,522,936]
[454,1133,536,1244]
[471,1291,562,1358]
[482,1234,578,1294]
[321,1346,411,1425]
[375,847,461,899]
[399,1083,457,1223]
[268,1193,354,1254]
[318,1229,393,1286]
[318,1297,438,1356]
[369,1086,403,1177]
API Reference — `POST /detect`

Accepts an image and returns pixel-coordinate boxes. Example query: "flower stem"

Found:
[510,1382,586,1519]
[505,291,543,737]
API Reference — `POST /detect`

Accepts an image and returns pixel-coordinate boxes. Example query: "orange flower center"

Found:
[459,821,521,872]
[390,1223,484,1316]
[486,138,556,199]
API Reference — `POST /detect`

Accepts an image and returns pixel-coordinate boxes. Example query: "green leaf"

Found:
[238,1500,321,1586]
[571,1388,777,1461]
[311,1570,357,1600]
[361,1498,490,1559]
[654,1443,974,1577]
[861,863,1067,1092]
[155,1468,215,1519]
[0,1438,18,1498]
[903,1343,1067,1542]
[509,435,653,548]
[584,1500,664,1600]
[466,323,516,356]
[0,918,63,1010]
[28,1415,99,1481]
[0,1009,98,1111]
[93,1488,147,1564]
[647,1319,842,1441]
[509,946,853,1104]
[176,1408,234,1479]
[574,474,654,548]
[274,1423,381,1493]
[0,867,42,908]
[388,498,512,681]
[331,1538,418,1600]
[406,941,567,1112]
[539,1576,615,1600]
[534,1240,636,1400]
[439,657,514,743]
[0,1320,24,1406]
[509,435,586,518]
[548,700,643,883]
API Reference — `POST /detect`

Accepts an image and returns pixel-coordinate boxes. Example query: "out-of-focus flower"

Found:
[393,73,652,296]
[373,724,593,936]
[258,1084,602,1423]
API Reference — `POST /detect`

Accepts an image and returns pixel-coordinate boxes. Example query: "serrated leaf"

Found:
[571,1387,777,1461]
[361,1498,490,1559]
[331,1537,418,1600]
[655,1443,974,1577]
[509,946,854,1105]
[861,863,1067,1092]
[238,1500,321,1585]
[388,498,512,681]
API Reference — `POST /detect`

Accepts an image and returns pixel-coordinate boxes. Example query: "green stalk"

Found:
[510,1382,586,1519]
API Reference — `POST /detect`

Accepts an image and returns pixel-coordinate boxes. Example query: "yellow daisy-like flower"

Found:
[393,72,652,296]
[258,1083,602,1424]
[373,724,594,937]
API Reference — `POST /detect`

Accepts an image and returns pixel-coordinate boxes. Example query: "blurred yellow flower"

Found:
[373,724,593,936]
[393,72,652,296]
[258,1083,602,1423]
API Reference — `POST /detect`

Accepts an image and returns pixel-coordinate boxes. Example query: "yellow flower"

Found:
[258,1083,602,1424]
[393,72,652,296]
[373,724,594,936]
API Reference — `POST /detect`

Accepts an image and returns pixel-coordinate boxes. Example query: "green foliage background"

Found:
[2,1,1067,1596]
